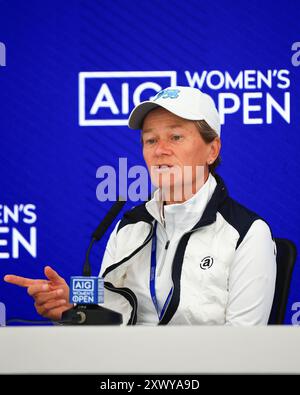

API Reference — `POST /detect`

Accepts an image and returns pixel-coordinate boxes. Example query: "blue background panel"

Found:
[0,0,299,324]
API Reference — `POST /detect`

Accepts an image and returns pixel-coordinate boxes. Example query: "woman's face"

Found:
[142,107,220,203]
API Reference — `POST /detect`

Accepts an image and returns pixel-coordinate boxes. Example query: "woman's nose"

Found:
[154,139,172,156]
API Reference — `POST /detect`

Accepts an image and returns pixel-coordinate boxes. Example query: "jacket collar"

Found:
[193,173,228,228]
[117,173,229,233]
[145,173,228,230]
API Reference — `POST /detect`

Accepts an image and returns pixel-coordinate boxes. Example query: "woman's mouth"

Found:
[153,165,175,172]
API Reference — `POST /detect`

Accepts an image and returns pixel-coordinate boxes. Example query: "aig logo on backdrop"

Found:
[78,71,177,126]
[0,42,6,67]
[79,68,291,127]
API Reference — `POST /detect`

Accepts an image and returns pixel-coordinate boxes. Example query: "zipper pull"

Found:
[157,240,170,277]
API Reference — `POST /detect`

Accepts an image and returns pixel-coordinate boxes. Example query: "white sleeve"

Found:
[225,219,277,325]
[98,220,120,277]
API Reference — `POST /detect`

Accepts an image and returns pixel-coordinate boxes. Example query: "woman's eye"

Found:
[144,138,156,145]
[171,135,183,141]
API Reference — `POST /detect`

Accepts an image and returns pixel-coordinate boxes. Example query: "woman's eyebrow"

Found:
[142,124,184,134]
[141,128,153,134]
[168,124,184,130]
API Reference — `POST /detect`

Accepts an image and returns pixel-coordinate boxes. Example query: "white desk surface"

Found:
[0,326,299,374]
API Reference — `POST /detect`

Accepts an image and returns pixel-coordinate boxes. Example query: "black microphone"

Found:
[83,198,126,277]
[61,198,126,325]
[92,198,126,241]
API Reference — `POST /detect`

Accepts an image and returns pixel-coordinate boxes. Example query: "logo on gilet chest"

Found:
[200,256,214,270]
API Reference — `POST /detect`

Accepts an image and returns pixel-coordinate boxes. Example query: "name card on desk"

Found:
[69,277,104,304]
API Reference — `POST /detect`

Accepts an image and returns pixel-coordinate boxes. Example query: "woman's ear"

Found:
[207,137,221,164]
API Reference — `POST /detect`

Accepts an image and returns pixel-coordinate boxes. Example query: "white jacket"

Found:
[99,174,277,326]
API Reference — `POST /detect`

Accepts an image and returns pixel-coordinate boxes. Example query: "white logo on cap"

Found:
[154,89,180,100]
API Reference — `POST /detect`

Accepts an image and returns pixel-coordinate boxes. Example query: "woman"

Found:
[4,86,277,325]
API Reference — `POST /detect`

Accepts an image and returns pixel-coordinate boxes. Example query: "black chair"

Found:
[268,238,297,325]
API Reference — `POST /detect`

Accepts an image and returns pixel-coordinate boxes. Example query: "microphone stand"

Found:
[61,200,125,325]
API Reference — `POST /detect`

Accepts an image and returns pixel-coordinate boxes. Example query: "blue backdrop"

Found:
[0,0,299,324]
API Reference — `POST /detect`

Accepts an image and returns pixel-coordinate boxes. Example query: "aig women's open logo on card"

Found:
[70,277,104,304]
